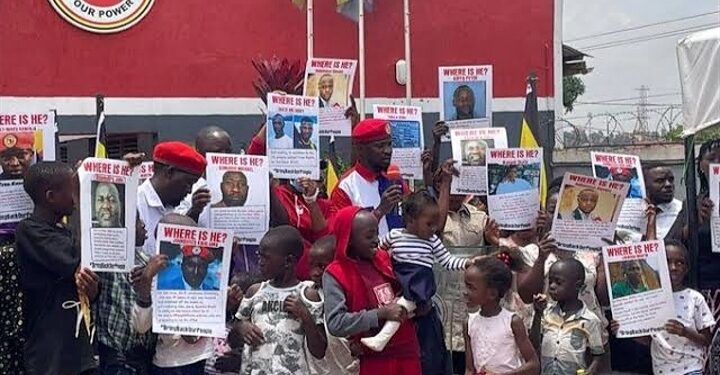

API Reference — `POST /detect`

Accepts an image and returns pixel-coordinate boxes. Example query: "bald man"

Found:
[211,171,249,208]
[562,188,602,221]
[94,182,122,228]
[318,74,335,108]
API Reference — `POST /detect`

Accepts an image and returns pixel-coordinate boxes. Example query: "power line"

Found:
[566,11,720,42]
[574,101,681,107]
[574,92,680,104]
[581,24,718,51]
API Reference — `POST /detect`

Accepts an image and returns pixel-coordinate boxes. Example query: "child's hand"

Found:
[284,295,312,323]
[227,285,243,313]
[75,267,100,300]
[665,319,687,337]
[535,210,552,237]
[537,235,557,261]
[349,340,364,357]
[239,320,265,347]
[484,219,501,246]
[377,303,408,322]
[610,319,620,336]
[122,152,146,168]
[533,293,547,312]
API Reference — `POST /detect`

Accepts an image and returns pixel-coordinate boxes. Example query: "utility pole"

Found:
[634,85,650,140]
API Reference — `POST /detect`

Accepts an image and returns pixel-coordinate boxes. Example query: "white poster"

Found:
[710,163,720,252]
[592,152,647,241]
[438,65,493,143]
[79,158,138,272]
[153,223,233,338]
[487,148,543,230]
[303,58,358,136]
[138,161,154,183]
[204,153,270,245]
[373,105,424,180]
[266,93,320,180]
[0,111,56,224]
[551,173,629,252]
[450,127,507,195]
[603,240,676,338]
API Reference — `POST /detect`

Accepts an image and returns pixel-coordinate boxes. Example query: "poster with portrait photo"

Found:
[603,240,675,338]
[303,58,357,136]
[438,65,492,141]
[152,223,233,338]
[551,173,629,252]
[450,127,507,195]
[78,158,138,273]
[487,148,542,230]
[204,153,270,245]
[592,152,648,241]
[266,93,320,180]
[710,163,720,252]
[441,118,490,142]
[0,111,56,224]
[373,104,424,180]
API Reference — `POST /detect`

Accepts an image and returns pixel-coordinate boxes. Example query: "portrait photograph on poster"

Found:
[156,241,223,291]
[438,65,492,124]
[303,58,357,136]
[91,181,125,228]
[450,127,507,195]
[486,148,542,230]
[266,93,320,180]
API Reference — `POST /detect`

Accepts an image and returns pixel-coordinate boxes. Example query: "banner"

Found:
[266,93,320,180]
[438,65,493,140]
[591,152,647,240]
[78,158,138,272]
[487,148,542,230]
[303,58,357,136]
[153,223,233,338]
[138,161,154,183]
[204,153,270,245]
[603,240,675,338]
[372,105,424,180]
[450,127,507,195]
[0,111,56,224]
[710,163,720,252]
[551,173,629,252]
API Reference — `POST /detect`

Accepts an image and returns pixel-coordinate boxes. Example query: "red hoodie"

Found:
[325,206,419,359]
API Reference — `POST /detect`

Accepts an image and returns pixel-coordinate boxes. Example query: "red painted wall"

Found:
[0,0,554,98]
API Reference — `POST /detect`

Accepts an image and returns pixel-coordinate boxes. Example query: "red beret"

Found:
[611,167,631,177]
[1,132,34,153]
[181,245,213,261]
[153,141,206,176]
[352,119,391,144]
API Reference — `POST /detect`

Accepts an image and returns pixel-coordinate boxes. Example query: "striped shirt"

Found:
[380,228,468,270]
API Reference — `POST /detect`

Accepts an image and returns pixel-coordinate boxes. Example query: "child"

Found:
[306,235,359,375]
[323,206,421,374]
[15,161,98,375]
[463,256,539,375]
[532,258,606,375]
[362,190,467,372]
[234,225,326,374]
[610,240,715,375]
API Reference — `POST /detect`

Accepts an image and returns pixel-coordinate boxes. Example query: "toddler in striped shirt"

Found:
[361,191,470,373]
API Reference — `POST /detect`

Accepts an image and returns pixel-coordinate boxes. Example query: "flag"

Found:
[519,74,548,208]
[94,110,106,158]
[336,0,374,22]
[326,135,339,195]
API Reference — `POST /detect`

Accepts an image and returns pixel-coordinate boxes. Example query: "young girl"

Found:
[464,256,539,375]
[361,191,468,373]
[611,239,715,375]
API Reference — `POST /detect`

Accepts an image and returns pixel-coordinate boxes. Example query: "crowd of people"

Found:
[1,108,719,375]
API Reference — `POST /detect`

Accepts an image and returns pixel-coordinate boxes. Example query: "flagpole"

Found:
[358,0,366,119]
[403,0,411,106]
[306,0,314,59]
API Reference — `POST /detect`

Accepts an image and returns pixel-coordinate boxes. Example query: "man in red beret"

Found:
[0,132,35,179]
[137,141,207,255]
[331,119,406,236]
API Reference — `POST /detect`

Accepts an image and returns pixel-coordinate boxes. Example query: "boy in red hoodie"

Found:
[323,206,421,374]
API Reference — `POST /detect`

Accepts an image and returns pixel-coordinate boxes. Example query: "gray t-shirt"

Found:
[237,281,323,375]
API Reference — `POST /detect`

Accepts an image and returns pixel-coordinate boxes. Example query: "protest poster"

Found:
[303,58,357,136]
[153,223,233,338]
[438,65,492,142]
[78,158,138,272]
[450,127,507,195]
[138,161,154,183]
[0,111,56,224]
[487,148,542,230]
[372,104,424,180]
[441,118,490,142]
[592,152,647,241]
[204,153,269,245]
[603,240,675,338]
[266,93,320,180]
[710,163,720,252]
[551,173,629,252]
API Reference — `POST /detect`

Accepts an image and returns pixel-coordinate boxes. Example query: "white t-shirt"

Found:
[269,135,293,150]
[651,288,716,375]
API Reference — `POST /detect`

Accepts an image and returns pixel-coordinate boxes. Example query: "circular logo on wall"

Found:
[48,0,155,34]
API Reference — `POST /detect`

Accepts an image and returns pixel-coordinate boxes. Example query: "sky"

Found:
[562,0,720,137]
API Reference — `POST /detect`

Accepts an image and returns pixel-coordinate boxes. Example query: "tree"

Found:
[563,76,585,113]
[665,124,720,142]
